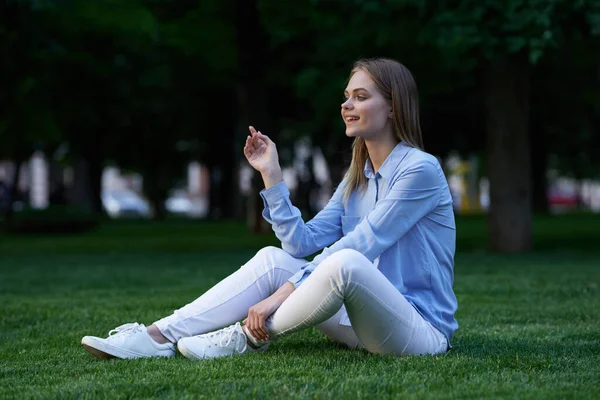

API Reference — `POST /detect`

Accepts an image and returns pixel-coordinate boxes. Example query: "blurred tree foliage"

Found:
[1,0,599,251]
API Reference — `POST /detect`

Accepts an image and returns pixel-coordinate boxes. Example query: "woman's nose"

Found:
[341,99,352,109]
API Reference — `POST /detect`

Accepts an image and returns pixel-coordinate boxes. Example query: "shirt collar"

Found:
[363,141,413,179]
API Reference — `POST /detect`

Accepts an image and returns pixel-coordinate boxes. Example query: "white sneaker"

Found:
[81,323,176,359]
[177,322,268,361]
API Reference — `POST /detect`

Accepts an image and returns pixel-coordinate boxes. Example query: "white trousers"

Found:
[154,246,447,356]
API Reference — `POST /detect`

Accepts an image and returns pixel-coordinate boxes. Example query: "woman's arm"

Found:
[243,282,295,342]
[299,159,444,278]
[244,127,345,257]
[260,181,345,258]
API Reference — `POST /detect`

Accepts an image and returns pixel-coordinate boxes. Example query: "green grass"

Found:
[1,216,599,399]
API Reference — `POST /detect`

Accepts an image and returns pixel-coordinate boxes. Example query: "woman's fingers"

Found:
[252,136,268,153]
[245,136,263,158]
[251,137,261,151]
[243,140,253,158]
[258,318,268,341]
[249,133,260,149]
[244,310,270,342]
[256,131,271,144]
[254,313,267,341]
[249,127,272,146]
[254,315,264,341]
[249,314,259,340]
[245,311,267,342]
[247,126,272,153]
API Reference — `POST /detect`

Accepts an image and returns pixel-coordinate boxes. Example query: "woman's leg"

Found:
[314,306,363,350]
[153,246,306,343]
[267,249,447,356]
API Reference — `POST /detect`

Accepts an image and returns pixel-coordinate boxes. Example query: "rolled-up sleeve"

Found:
[286,261,315,288]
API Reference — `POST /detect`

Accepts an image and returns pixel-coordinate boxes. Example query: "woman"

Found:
[81,58,458,360]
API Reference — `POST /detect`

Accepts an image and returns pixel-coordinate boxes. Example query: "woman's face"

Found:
[341,69,392,140]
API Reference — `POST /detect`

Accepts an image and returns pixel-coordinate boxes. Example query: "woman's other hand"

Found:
[243,282,296,342]
[243,296,280,342]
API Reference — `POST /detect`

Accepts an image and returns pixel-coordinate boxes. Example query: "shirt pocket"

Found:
[341,214,362,236]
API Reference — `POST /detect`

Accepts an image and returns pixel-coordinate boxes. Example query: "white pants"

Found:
[154,246,447,356]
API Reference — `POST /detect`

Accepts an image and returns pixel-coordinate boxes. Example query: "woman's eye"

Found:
[356,96,366,101]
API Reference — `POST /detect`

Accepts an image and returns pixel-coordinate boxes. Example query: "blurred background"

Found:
[1,0,599,253]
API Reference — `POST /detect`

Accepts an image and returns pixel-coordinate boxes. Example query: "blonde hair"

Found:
[343,58,424,202]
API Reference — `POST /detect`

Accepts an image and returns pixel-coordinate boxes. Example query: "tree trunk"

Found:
[483,55,532,253]
[88,156,104,215]
[246,172,270,233]
[530,84,549,214]
[69,154,90,211]
[206,93,237,220]
[207,166,222,220]
[69,152,104,215]
[143,163,170,221]
[530,120,549,215]
[4,152,24,225]
[234,0,275,233]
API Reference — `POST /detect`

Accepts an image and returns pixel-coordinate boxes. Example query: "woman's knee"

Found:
[315,308,363,349]
[244,246,304,274]
[318,249,371,277]
[256,246,297,264]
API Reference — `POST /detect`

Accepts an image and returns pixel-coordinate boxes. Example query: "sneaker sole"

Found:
[81,336,172,360]
[81,343,116,359]
[177,338,269,361]
[177,340,201,361]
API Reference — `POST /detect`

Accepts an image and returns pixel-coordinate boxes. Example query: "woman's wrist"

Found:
[260,166,283,189]
[273,282,295,303]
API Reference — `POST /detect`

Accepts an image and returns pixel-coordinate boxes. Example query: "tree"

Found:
[414,0,600,252]
[0,0,62,221]
[530,34,600,213]
[40,0,237,218]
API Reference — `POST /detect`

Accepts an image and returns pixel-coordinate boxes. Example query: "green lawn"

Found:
[1,216,599,399]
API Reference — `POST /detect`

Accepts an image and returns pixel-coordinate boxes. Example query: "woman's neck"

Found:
[365,133,399,174]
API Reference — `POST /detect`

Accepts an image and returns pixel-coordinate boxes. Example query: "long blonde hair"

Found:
[343,58,424,202]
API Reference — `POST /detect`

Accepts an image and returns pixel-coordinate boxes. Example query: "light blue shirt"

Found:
[260,142,458,342]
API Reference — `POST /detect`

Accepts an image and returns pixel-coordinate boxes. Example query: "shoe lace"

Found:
[206,322,248,353]
[108,322,141,339]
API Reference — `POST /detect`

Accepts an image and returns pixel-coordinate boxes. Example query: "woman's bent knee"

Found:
[244,246,306,275]
[318,249,372,277]
[256,246,299,264]
[254,246,287,259]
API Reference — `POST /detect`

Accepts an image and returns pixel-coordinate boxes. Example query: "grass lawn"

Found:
[1,215,599,399]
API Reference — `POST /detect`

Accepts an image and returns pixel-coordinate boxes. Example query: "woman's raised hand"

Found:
[243,126,280,174]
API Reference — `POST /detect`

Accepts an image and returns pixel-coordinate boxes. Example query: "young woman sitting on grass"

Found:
[82,58,458,360]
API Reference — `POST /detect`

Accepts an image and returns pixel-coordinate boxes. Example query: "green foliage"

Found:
[53,0,159,39]
[160,4,236,76]
[418,0,600,64]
